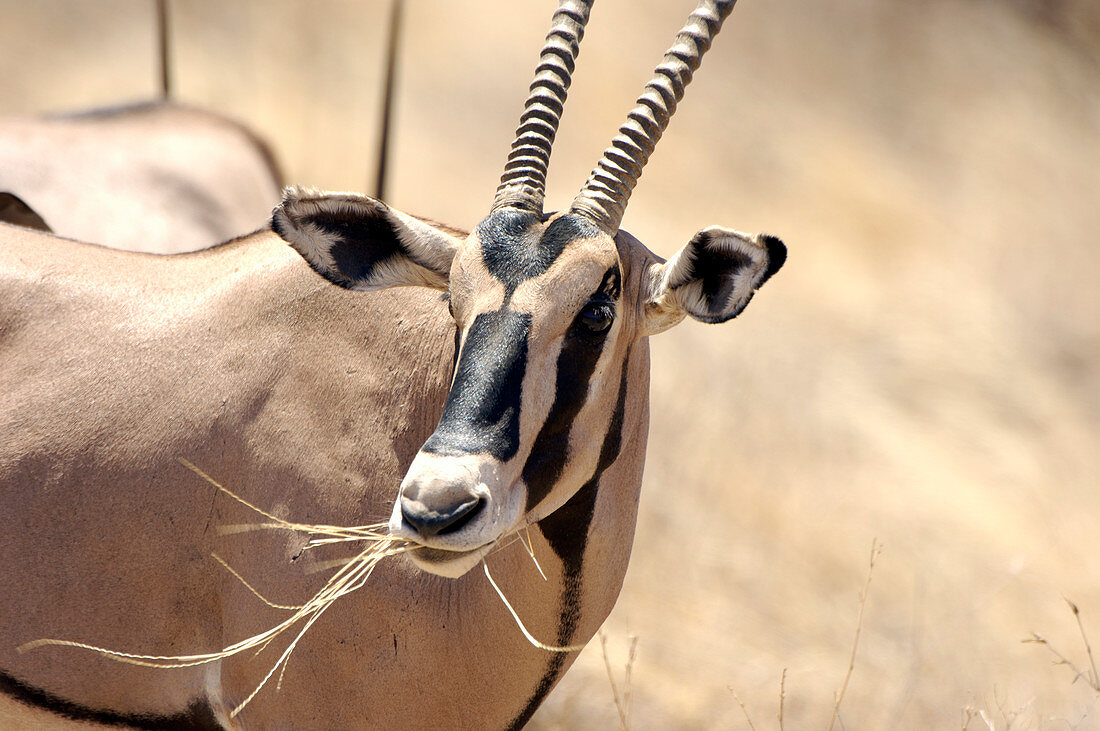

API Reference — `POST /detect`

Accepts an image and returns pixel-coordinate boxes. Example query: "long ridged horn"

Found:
[571,0,736,232]
[492,0,594,215]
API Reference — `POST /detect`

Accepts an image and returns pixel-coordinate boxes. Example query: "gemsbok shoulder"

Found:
[0,1,784,728]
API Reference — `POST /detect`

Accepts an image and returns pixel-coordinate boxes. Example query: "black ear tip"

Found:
[760,234,786,284]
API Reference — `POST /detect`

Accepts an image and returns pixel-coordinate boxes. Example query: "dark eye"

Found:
[578,301,614,334]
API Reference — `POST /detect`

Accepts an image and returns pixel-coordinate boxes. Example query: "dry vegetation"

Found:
[2,0,1098,727]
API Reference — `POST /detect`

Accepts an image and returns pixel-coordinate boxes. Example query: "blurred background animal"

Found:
[0,102,282,252]
[0,1,281,252]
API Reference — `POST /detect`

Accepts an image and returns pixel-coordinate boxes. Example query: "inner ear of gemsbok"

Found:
[2,0,786,727]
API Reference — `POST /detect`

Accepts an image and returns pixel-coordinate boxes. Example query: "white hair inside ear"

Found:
[272,187,464,292]
[642,226,786,337]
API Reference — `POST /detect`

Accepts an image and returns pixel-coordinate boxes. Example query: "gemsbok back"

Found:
[0,1,785,728]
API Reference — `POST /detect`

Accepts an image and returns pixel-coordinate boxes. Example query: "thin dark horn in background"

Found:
[571,0,737,232]
[156,0,171,99]
[373,0,404,201]
[492,0,594,216]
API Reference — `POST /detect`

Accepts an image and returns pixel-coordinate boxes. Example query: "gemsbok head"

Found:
[0,1,783,727]
[273,0,784,580]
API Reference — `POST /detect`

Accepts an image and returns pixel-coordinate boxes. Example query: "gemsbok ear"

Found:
[272,187,463,291]
[641,226,786,336]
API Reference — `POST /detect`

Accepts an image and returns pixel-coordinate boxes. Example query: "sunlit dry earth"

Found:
[3,0,1098,727]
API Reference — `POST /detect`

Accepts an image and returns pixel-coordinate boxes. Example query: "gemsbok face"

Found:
[273,0,784,579]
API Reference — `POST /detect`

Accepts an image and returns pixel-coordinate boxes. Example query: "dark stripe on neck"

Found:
[506,352,631,729]
[0,670,221,730]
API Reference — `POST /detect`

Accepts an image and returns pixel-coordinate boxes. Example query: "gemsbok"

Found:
[0,0,784,728]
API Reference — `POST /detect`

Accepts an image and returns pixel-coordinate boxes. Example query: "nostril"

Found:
[400,495,485,539]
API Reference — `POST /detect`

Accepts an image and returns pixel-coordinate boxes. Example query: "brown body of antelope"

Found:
[0,101,282,253]
[0,1,783,727]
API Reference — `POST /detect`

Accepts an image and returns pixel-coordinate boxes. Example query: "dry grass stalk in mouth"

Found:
[20,459,411,718]
[18,459,596,717]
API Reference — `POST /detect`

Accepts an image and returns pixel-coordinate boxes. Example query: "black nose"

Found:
[399,494,485,538]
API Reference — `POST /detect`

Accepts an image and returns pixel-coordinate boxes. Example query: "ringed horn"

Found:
[571,0,737,232]
[492,0,594,215]
[494,0,738,231]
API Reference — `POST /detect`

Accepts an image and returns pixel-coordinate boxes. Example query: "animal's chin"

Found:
[406,543,493,579]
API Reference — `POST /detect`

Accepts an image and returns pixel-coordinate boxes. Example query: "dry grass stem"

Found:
[778,667,787,731]
[1025,598,1100,693]
[599,630,639,730]
[518,525,548,581]
[481,561,586,653]
[19,458,411,718]
[624,634,638,729]
[1069,598,1100,690]
[210,553,303,611]
[827,537,881,731]
[728,685,759,731]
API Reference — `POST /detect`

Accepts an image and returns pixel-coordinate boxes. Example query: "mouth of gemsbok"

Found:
[393,504,516,579]
[388,455,529,578]
[406,543,495,578]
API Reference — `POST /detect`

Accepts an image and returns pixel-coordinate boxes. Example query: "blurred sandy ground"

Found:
[3,0,1099,727]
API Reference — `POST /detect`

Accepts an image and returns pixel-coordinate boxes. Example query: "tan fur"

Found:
[0,102,282,254]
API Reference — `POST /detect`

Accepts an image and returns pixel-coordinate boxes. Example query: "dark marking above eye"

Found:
[598,264,621,300]
[574,264,621,333]
[477,211,602,299]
